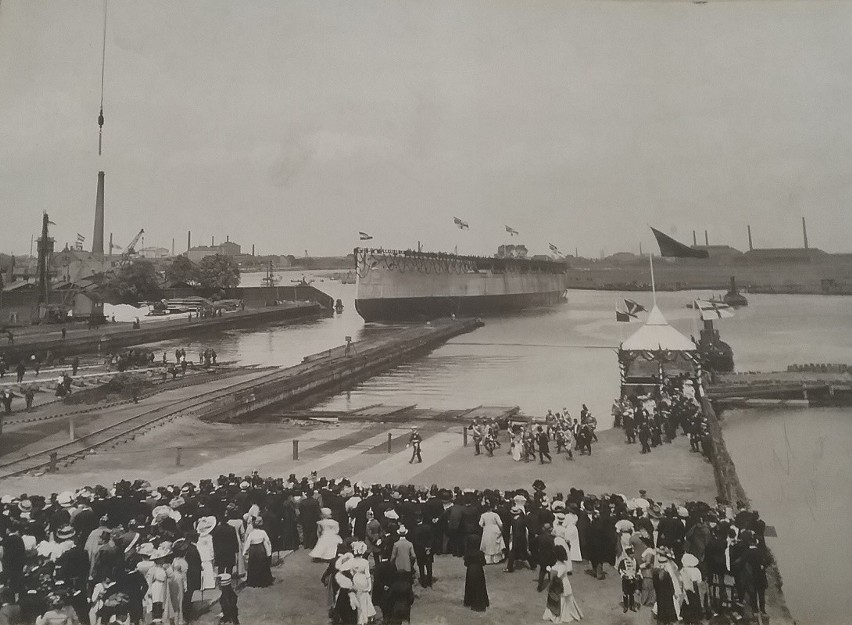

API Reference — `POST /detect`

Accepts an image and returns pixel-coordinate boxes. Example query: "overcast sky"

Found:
[1,0,851,257]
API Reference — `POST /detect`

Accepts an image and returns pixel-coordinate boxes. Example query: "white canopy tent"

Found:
[618,305,700,394]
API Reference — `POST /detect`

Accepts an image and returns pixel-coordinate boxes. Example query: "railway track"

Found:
[0,366,291,479]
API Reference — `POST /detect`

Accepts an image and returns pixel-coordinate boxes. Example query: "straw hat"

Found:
[397,525,408,536]
[320,507,332,519]
[218,573,232,585]
[681,553,699,568]
[56,526,75,541]
[57,492,74,508]
[195,516,217,536]
[335,553,354,571]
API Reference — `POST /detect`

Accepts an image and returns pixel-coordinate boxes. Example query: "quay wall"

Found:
[0,302,322,362]
[701,393,795,623]
[200,319,483,423]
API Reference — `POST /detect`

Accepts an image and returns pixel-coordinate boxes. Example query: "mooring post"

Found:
[175,447,182,466]
[49,452,57,473]
[387,432,392,453]
[463,426,468,447]
[293,440,299,460]
[802,387,809,401]
[69,417,75,441]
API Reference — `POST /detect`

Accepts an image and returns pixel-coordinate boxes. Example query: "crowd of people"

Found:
[468,404,599,464]
[612,377,714,461]
[0,466,772,625]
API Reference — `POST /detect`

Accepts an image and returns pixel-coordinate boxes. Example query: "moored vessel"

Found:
[354,247,569,322]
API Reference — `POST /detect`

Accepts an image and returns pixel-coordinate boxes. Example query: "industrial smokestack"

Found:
[802,217,809,249]
[747,225,753,251]
[172,238,175,256]
[252,243,255,256]
[704,230,709,246]
[92,171,105,255]
[211,236,215,246]
[692,230,697,247]
[226,235,229,242]
[187,230,191,252]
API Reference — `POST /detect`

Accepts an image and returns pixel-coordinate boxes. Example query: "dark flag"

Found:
[505,225,519,236]
[650,227,709,259]
[358,231,373,241]
[616,310,634,322]
[624,299,646,315]
[453,217,469,230]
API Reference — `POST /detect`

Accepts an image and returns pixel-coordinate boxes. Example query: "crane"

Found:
[119,228,144,266]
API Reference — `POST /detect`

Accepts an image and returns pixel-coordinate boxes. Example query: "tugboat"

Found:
[260,262,280,287]
[723,276,748,307]
[698,319,734,373]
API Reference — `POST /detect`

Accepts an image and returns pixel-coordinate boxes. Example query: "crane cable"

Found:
[98,0,107,155]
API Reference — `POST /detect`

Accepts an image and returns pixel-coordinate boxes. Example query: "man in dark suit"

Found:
[535,524,557,591]
[505,507,533,572]
[299,489,321,549]
[410,515,434,587]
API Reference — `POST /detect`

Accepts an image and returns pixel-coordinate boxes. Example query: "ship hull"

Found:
[354,248,569,322]
[355,290,566,322]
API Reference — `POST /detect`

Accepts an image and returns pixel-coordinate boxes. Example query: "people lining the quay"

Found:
[0,467,770,625]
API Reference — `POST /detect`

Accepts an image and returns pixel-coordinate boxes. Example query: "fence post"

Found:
[175,447,182,466]
[463,426,468,447]
[49,452,58,473]
[69,417,75,441]
[293,440,299,460]
[387,432,392,453]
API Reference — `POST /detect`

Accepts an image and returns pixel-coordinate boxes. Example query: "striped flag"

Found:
[358,231,373,241]
[505,225,519,236]
[453,217,469,230]
[624,299,646,315]
[548,243,563,256]
[616,310,636,322]
[76,233,86,242]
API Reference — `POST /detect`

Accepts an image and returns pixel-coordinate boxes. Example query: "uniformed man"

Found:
[407,427,422,464]
[470,420,483,456]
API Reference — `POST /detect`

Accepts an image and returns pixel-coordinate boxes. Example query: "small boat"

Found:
[723,276,748,307]
[260,262,280,287]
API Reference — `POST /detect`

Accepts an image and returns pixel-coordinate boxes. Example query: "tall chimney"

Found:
[704,230,709,246]
[747,225,753,251]
[92,171,105,255]
[109,232,113,256]
[211,236,215,246]
[172,238,175,256]
[187,230,191,252]
[226,235,229,242]
[692,230,697,247]
[802,217,809,249]
[639,241,643,256]
[252,243,255,256]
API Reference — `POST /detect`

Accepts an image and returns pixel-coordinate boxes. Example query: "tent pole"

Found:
[649,254,657,307]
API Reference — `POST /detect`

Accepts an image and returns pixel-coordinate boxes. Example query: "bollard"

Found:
[69,418,75,441]
[176,447,182,466]
[293,440,299,460]
[463,426,468,447]
[49,452,58,473]
[387,432,392,453]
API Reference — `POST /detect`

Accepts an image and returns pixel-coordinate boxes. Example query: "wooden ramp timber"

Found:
[709,370,852,407]
[256,403,523,424]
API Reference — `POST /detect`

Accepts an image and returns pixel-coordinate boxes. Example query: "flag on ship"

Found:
[505,225,519,236]
[694,300,735,320]
[548,243,563,256]
[358,231,373,241]
[453,217,469,230]
[650,227,709,259]
[624,299,646,315]
[616,309,636,322]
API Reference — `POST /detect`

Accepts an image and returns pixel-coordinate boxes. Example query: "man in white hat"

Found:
[390,526,416,576]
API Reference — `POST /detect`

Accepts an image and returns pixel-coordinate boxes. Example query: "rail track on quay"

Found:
[0,319,483,480]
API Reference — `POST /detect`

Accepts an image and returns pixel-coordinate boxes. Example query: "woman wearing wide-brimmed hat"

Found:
[242,517,272,588]
[542,545,583,623]
[652,548,678,624]
[310,508,342,562]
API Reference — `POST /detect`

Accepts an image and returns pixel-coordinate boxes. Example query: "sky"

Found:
[1,0,851,258]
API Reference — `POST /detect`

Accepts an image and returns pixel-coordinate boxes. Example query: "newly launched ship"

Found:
[354,247,569,322]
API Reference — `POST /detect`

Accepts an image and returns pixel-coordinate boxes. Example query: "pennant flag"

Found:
[358,231,373,241]
[650,227,709,259]
[616,310,636,322]
[47,219,57,226]
[505,225,519,236]
[624,299,646,315]
[453,217,469,230]
[548,243,563,256]
[76,233,86,242]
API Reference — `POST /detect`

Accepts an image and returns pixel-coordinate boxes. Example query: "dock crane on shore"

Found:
[117,229,144,267]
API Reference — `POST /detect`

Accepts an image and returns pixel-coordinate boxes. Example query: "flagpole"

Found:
[616,298,623,343]
[649,253,657,307]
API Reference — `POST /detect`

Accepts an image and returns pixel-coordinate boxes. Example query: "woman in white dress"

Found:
[479,505,505,565]
[194,517,217,591]
[564,508,583,563]
[225,507,246,579]
[350,542,377,625]
[511,432,523,462]
[542,546,583,623]
[310,507,342,561]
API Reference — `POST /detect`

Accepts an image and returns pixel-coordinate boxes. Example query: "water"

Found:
[149,276,852,622]
[723,407,852,624]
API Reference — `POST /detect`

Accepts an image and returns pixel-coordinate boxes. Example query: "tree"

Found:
[102,260,163,304]
[165,255,198,285]
[197,254,241,290]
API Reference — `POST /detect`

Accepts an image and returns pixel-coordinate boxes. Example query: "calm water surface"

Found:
[149,274,851,622]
